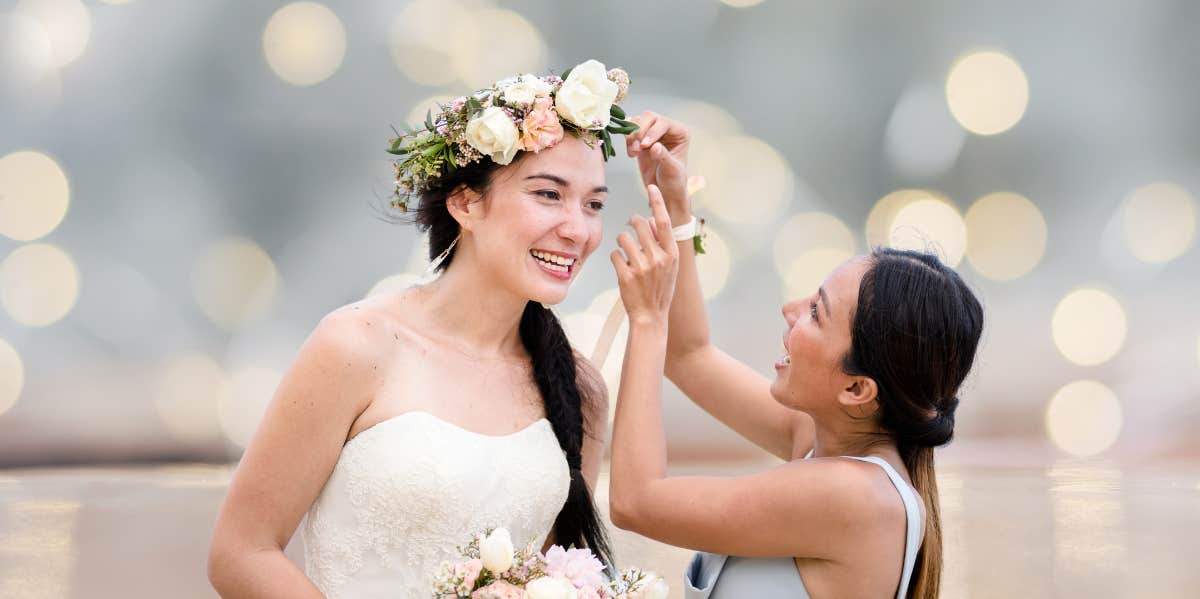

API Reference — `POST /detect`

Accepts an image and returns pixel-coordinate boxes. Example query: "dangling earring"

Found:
[424,233,460,278]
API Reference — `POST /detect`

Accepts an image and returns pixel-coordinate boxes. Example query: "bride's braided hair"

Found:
[411,154,614,569]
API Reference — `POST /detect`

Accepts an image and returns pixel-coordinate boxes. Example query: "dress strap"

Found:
[843,456,923,599]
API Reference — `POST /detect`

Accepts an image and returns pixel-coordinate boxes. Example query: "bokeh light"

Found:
[773,212,856,278]
[0,13,55,95]
[191,237,279,330]
[154,353,226,443]
[696,227,732,300]
[865,189,950,247]
[889,198,967,266]
[262,2,346,86]
[218,366,282,448]
[964,192,1047,280]
[945,50,1029,135]
[1052,288,1127,366]
[782,247,855,302]
[701,136,793,226]
[1046,380,1122,457]
[366,273,421,298]
[0,150,70,241]
[405,95,456,130]
[885,83,966,180]
[0,337,24,416]
[1120,182,1196,264]
[0,243,80,327]
[14,0,90,69]
[451,9,547,89]
[720,0,767,7]
[390,0,470,87]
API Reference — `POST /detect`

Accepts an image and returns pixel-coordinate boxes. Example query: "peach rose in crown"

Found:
[520,97,565,153]
[472,580,526,599]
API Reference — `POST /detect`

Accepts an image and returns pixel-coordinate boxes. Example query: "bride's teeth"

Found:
[531,251,575,268]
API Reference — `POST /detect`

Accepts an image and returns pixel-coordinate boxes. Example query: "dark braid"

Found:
[409,155,614,569]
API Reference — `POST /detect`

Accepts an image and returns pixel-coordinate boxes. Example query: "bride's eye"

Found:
[587,199,605,211]
[535,190,560,200]
[810,302,819,322]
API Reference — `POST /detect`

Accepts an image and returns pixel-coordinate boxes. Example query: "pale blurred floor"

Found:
[1,455,1199,599]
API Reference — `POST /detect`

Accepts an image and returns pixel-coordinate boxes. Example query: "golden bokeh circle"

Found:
[390,0,471,87]
[15,0,91,68]
[772,212,856,280]
[191,237,279,330]
[1051,288,1127,366]
[783,247,855,302]
[450,9,547,89]
[945,50,1029,135]
[219,366,282,449]
[0,337,23,417]
[262,2,346,86]
[1120,182,1196,264]
[703,136,793,226]
[889,198,967,267]
[155,353,227,443]
[964,192,1047,280]
[0,150,70,242]
[865,189,950,247]
[0,243,80,327]
[1045,380,1122,457]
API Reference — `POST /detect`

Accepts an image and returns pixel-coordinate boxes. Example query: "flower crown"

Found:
[386,59,637,211]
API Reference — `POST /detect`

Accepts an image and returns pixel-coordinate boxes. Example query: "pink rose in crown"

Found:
[543,545,606,590]
[471,580,526,599]
[453,559,484,594]
[519,97,565,153]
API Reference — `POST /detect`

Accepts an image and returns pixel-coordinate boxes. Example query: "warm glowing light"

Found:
[0,150,70,241]
[885,84,966,179]
[0,337,23,417]
[945,50,1029,135]
[865,189,950,247]
[889,199,967,266]
[696,227,731,300]
[155,353,227,443]
[772,212,856,280]
[390,0,470,87]
[366,273,422,298]
[1046,380,1122,457]
[964,192,1046,280]
[14,0,90,68]
[720,0,767,7]
[405,95,456,130]
[191,237,279,329]
[703,136,793,226]
[0,14,56,100]
[262,2,346,86]
[219,366,282,448]
[1052,288,1126,366]
[1120,182,1196,264]
[451,9,547,89]
[0,243,79,326]
[783,248,854,302]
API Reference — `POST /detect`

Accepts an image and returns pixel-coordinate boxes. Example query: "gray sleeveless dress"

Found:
[684,455,923,599]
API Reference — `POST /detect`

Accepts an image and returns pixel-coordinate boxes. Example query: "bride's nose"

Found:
[555,202,588,244]
[781,301,801,328]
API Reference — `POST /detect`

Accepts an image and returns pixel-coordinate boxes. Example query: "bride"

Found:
[207,60,639,598]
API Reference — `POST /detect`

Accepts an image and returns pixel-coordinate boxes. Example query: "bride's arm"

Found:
[627,116,814,460]
[208,311,380,598]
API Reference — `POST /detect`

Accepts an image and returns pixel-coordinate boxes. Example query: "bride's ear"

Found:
[837,376,879,419]
[446,184,483,232]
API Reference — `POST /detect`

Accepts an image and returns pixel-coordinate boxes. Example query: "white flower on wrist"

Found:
[555,59,618,130]
[465,106,521,165]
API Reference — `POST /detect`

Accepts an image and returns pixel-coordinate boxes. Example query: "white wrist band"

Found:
[671,216,698,241]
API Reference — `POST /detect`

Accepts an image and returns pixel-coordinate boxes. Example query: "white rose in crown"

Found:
[478,527,516,574]
[466,106,521,165]
[554,59,618,130]
[524,575,579,599]
[503,74,554,108]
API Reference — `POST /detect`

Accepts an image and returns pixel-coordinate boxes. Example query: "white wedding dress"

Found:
[302,410,571,598]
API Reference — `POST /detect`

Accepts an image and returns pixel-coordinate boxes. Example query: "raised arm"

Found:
[626,115,813,460]
[207,310,381,598]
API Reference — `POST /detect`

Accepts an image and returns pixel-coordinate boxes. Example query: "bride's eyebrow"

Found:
[525,173,608,195]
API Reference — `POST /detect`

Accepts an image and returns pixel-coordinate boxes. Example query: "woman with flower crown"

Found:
[605,116,983,598]
[207,59,640,599]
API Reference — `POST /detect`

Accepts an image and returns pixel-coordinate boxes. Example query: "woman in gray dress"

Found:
[606,116,983,598]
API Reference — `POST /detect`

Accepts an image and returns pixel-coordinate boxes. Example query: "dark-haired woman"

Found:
[208,60,637,598]
[608,115,983,598]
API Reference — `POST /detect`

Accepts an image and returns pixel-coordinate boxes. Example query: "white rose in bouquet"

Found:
[643,575,670,599]
[554,59,618,130]
[525,575,579,599]
[465,106,521,165]
[478,527,515,574]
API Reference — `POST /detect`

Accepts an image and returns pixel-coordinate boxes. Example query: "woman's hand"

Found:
[627,112,691,222]
[611,184,679,328]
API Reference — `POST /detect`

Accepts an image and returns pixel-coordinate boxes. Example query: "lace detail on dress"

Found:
[303,411,570,599]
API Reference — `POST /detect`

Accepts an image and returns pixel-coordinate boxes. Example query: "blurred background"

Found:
[1,0,1198,597]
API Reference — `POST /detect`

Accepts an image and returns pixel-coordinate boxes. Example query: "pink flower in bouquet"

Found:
[543,546,606,590]
[472,580,526,599]
[519,97,565,153]
[578,586,604,599]
[453,559,484,594]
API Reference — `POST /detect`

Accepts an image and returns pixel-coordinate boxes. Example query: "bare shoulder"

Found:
[786,457,909,529]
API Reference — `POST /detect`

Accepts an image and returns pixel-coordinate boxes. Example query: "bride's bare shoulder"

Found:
[309,287,427,359]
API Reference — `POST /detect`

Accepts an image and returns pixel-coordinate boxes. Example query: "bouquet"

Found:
[431,528,669,599]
